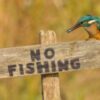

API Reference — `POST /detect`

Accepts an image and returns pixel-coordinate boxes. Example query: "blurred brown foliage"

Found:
[0,0,100,100]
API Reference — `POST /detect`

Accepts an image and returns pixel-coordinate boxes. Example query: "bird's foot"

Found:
[85,38,96,41]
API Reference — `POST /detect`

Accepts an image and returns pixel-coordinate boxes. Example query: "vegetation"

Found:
[0,0,100,100]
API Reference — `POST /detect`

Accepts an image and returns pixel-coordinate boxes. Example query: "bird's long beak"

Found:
[66,22,81,33]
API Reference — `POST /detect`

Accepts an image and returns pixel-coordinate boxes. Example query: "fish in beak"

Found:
[66,22,82,33]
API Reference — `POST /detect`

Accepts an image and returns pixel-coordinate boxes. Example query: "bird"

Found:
[66,15,100,40]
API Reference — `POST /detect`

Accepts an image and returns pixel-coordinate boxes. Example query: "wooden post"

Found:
[40,30,61,100]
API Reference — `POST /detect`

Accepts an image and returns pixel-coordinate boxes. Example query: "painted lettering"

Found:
[8,65,16,76]
[30,49,40,61]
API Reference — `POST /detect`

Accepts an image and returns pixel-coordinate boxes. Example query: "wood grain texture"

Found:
[40,30,61,100]
[0,39,100,78]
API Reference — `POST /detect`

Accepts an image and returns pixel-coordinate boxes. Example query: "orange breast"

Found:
[86,23,100,40]
[87,23,98,34]
[93,32,100,40]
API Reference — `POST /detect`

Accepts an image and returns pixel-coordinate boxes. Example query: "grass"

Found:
[0,0,100,100]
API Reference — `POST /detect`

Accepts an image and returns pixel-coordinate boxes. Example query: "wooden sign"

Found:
[0,40,100,78]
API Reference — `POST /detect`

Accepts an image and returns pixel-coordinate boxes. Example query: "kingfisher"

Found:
[66,15,100,40]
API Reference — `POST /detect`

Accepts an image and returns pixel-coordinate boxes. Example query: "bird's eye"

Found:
[82,21,90,27]
[80,22,84,24]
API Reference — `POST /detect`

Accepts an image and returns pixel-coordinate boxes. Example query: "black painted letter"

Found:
[19,64,24,75]
[8,65,16,76]
[51,60,57,72]
[70,58,80,69]
[30,49,40,61]
[58,60,68,71]
[26,63,34,74]
[44,48,55,59]
[37,61,49,73]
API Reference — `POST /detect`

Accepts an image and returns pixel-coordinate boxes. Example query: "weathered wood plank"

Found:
[40,30,61,100]
[0,40,100,78]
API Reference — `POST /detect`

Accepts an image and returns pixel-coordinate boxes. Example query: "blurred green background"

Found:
[0,0,100,100]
